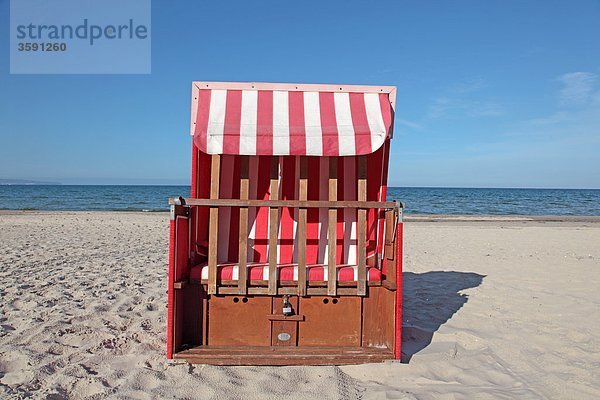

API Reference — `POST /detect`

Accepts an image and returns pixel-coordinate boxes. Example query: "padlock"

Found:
[282,295,294,316]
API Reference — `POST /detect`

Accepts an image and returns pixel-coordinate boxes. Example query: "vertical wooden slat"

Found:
[327,158,337,296]
[384,209,395,260]
[268,157,279,295]
[237,156,249,295]
[207,155,220,295]
[202,294,208,345]
[297,157,308,296]
[384,208,398,287]
[357,156,367,296]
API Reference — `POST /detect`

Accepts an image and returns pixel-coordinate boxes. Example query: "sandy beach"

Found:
[0,211,599,399]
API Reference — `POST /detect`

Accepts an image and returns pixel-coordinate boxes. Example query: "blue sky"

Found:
[1,0,599,188]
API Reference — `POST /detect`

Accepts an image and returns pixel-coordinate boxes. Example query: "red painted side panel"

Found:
[191,144,198,198]
[166,219,175,359]
[394,222,403,360]
[174,216,189,352]
[167,213,190,359]
[190,145,198,264]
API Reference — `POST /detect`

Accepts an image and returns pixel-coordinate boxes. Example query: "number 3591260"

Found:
[17,42,67,51]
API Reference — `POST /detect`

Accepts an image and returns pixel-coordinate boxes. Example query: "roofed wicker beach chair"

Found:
[167,81,403,365]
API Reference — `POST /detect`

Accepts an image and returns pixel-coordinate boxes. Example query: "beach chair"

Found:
[167,82,403,365]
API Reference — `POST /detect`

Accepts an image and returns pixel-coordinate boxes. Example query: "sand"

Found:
[0,211,599,399]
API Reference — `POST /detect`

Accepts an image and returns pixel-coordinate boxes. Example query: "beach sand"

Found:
[0,212,598,399]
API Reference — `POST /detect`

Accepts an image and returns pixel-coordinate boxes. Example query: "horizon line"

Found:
[1,183,599,190]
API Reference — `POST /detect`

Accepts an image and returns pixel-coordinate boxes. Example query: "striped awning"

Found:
[191,82,396,156]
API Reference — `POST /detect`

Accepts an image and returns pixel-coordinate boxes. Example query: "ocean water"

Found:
[0,185,185,212]
[386,187,600,216]
[0,185,599,216]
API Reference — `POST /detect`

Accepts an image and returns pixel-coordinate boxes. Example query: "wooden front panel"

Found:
[361,286,395,350]
[298,296,361,347]
[208,296,271,346]
[271,297,299,346]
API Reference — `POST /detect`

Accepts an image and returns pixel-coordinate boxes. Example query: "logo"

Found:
[10,0,151,74]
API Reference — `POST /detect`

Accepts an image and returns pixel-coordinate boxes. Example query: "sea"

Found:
[0,185,599,216]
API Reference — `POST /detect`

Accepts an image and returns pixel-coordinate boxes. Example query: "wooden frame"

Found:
[167,152,403,364]
[173,346,393,366]
[169,198,397,209]
[166,148,404,363]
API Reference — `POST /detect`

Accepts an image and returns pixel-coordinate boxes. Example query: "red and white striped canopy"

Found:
[191,82,396,156]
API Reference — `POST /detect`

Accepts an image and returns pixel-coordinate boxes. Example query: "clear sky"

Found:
[1,0,599,188]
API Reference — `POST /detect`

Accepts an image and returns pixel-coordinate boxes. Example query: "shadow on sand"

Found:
[401,271,485,362]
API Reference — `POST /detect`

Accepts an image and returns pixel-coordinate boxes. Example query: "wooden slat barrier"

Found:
[297,157,308,296]
[268,158,279,295]
[357,156,367,296]
[327,158,337,296]
[169,198,397,209]
[237,156,249,295]
[178,154,401,297]
[207,155,220,295]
